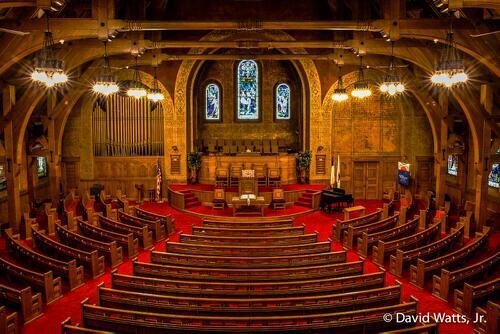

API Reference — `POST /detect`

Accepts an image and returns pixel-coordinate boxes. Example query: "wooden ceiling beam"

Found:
[0,1,35,10]
[449,0,500,10]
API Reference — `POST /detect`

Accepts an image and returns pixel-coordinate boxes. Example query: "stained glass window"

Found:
[37,156,48,178]
[237,60,259,120]
[447,154,458,176]
[275,83,290,120]
[0,164,5,191]
[205,83,221,120]
[488,163,500,188]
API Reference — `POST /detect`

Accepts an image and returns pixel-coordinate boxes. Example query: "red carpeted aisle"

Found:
[20,199,485,334]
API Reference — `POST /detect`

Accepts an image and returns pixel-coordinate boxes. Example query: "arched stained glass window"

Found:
[205,83,221,120]
[275,83,290,120]
[447,154,458,176]
[237,60,259,120]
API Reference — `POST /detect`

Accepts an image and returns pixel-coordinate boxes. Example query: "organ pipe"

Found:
[92,94,164,156]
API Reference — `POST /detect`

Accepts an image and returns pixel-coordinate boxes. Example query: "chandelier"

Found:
[380,42,405,96]
[351,57,371,99]
[332,65,348,102]
[127,57,147,98]
[30,17,68,88]
[92,42,119,96]
[147,59,164,102]
[430,30,468,87]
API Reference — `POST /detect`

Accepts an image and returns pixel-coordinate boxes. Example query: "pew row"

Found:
[77,218,139,258]
[111,271,386,297]
[202,218,294,229]
[5,229,84,291]
[409,227,490,288]
[150,250,346,268]
[453,277,500,318]
[333,209,383,241]
[473,301,499,334]
[81,298,419,333]
[165,240,332,257]
[132,260,364,282]
[56,223,123,268]
[0,306,18,334]
[0,256,62,304]
[135,207,175,234]
[380,322,438,334]
[389,223,465,277]
[117,210,165,242]
[178,232,318,246]
[357,215,420,258]
[0,284,42,323]
[97,283,403,313]
[97,214,153,250]
[343,212,400,249]
[191,225,305,237]
[32,225,105,279]
[432,251,499,301]
[61,317,114,334]
[372,221,441,266]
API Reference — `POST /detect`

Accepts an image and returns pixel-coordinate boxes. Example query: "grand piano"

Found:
[320,187,354,212]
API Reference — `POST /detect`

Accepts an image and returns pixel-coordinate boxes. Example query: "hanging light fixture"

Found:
[380,42,405,96]
[351,56,371,99]
[127,57,147,98]
[147,56,164,102]
[92,42,119,96]
[430,27,468,87]
[332,65,348,102]
[30,16,68,88]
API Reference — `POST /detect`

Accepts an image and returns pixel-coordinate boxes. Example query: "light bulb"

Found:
[388,84,397,95]
[451,71,468,84]
[332,92,348,102]
[52,72,68,84]
[379,83,388,92]
[127,87,147,98]
[396,83,405,92]
[147,91,165,102]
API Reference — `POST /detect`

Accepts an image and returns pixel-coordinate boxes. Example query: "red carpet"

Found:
[19,199,489,334]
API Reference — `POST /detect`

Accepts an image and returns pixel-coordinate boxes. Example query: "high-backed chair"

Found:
[253,140,263,153]
[254,165,267,187]
[262,140,271,154]
[239,177,258,195]
[207,139,217,154]
[212,188,226,209]
[271,188,286,209]
[215,168,229,187]
[230,165,242,186]
[270,140,279,154]
[267,168,281,187]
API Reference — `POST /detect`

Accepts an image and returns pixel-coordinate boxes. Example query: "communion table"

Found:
[231,194,266,216]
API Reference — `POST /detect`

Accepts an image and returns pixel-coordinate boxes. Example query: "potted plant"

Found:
[187,152,202,184]
[297,150,312,183]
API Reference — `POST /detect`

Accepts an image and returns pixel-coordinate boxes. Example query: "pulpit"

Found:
[239,169,258,195]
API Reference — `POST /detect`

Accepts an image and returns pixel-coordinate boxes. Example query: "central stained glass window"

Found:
[237,60,259,120]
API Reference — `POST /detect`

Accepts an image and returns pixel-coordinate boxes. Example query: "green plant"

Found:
[298,150,312,171]
[187,152,202,169]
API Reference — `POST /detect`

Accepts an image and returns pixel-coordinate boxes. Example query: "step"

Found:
[295,200,312,208]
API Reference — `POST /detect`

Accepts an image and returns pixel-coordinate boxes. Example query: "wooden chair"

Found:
[271,188,286,209]
[215,168,229,187]
[270,140,279,154]
[262,140,271,154]
[212,188,226,209]
[267,168,281,187]
[254,165,267,186]
[230,165,242,187]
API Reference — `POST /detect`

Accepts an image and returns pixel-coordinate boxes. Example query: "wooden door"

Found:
[416,157,434,195]
[353,162,379,200]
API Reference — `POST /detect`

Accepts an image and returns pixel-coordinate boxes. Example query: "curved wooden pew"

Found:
[61,317,114,334]
[5,229,84,291]
[0,284,43,323]
[81,299,418,333]
[192,225,305,237]
[165,240,332,257]
[343,212,399,249]
[389,223,464,277]
[150,251,346,268]
[380,322,438,334]
[409,227,490,288]
[117,210,165,241]
[132,260,364,282]
[111,271,386,297]
[56,223,123,268]
[178,232,318,246]
[333,209,383,241]
[357,215,420,258]
[0,256,62,304]
[432,251,499,301]
[453,277,500,318]
[97,214,153,249]
[0,306,18,334]
[135,207,175,234]
[77,218,139,258]
[32,225,105,279]
[97,283,402,313]
[372,221,440,266]
[473,301,499,334]
[202,218,294,229]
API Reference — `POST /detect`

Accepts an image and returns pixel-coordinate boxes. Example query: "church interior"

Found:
[0,0,499,333]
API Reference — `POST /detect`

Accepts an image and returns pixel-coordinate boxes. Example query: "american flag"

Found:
[155,159,162,201]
